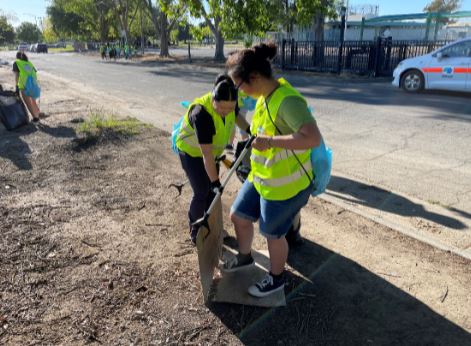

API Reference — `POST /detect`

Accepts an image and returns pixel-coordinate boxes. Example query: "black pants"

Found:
[178,152,215,231]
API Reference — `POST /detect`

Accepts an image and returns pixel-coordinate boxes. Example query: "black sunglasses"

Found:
[235,80,244,90]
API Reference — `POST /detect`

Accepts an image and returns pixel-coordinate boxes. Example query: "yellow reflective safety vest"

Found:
[249,78,313,201]
[15,59,37,90]
[176,92,236,158]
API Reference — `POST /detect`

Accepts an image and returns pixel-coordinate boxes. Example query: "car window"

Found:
[441,41,471,58]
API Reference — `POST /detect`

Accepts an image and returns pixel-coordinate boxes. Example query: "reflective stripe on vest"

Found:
[15,60,37,90]
[249,78,313,201]
[252,161,312,187]
[251,149,306,168]
[175,92,235,158]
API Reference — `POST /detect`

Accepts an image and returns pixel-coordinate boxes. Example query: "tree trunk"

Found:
[99,11,106,43]
[312,12,325,65]
[313,12,325,41]
[214,30,224,61]
[210,16,224,61]
[145,0,161,50]
[160,11,169,57]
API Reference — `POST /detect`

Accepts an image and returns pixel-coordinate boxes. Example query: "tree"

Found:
[222,0,284,38]
[189,23,211,43]
[47,0,86,40]
[424,0,462,24]
[0,15,15,45]
[295,0,339,41]
[143,0,186,57]
[184,0,226,60]
[42,17,60,43]
[17,22,43,43]
[424,0,461,13]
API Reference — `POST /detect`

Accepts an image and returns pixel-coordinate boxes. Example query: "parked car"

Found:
[17,43,29,51]
[393,38,471,93]
[36,43,48,53]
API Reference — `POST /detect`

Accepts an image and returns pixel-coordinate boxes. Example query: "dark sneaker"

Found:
[221,253,254,272]
[190,228,198,245]
[32,117,40,123]
[248,273,285,298]
[225,144,234,151]
[286,214,303,247]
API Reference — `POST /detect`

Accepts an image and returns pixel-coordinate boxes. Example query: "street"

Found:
[1,50,470,240]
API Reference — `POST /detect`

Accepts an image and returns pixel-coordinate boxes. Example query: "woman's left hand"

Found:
[252,135,272,151]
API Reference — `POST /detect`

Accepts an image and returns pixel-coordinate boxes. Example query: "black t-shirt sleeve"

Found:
[12,62,18,72]
[189,105,215,145]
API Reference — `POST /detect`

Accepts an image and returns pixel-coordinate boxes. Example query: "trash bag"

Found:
[0,90,28,131]
[310,138,332,197]
[23,76,41,99]
[171,116,184,154]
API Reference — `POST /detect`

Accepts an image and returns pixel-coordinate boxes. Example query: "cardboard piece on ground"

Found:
[196,199,224,302]
[210,248,286,307]
[196,199,286,307]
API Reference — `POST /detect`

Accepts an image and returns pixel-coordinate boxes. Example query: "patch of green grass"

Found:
[78,113,151,139]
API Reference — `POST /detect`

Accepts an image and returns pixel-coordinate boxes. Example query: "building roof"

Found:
[366,11,471,23]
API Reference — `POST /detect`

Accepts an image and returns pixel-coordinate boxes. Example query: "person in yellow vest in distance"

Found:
[175,74,251,245]
[223,43,322,298]
[13,51,42,122]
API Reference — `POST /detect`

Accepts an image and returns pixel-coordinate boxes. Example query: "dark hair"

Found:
[226,43,277,82]
[212,74,237,102]
[16,51,29,61]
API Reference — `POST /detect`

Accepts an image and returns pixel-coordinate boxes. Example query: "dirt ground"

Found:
[1,66,470,345]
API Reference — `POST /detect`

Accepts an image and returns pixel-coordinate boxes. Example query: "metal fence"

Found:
[274,38,450,76]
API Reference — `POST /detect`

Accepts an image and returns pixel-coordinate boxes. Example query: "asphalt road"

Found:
[2,50,470,232]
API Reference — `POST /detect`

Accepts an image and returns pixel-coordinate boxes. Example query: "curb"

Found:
[320,193,471,262]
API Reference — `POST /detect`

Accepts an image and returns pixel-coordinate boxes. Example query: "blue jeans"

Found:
[231,180,313,239]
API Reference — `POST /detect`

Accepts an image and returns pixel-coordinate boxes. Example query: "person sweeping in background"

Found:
[222,43,322,297]
[13,51,42,122]
[175,74,251,244]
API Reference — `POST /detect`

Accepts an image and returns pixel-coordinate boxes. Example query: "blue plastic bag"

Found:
[24,76,41,99]
[171,116,184,154]
[171,101,191,154]
[310,138,332,197]
[240,95,256,111]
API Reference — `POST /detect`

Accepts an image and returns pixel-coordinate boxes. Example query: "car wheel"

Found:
[401,70,424,93]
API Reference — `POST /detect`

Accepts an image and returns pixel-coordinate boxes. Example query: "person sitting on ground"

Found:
[13,51,42,122]
[175,74,251,244]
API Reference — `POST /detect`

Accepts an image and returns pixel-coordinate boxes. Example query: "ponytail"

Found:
[226,43,277,82]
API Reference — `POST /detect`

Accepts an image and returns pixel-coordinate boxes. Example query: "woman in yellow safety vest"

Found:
[175,74,250,244]
[222,43,322,298]
[13,51,41,122]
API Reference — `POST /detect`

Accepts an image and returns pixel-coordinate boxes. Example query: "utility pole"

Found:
[140,2,145,55]
[337,6,347,74]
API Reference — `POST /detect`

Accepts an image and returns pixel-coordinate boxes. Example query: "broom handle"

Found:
[205,135,255,216]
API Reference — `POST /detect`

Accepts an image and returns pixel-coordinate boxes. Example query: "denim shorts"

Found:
[230,180,313,239]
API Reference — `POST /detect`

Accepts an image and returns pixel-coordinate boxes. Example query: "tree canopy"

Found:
[423,0,462,13]
[0,15,15,45]
[17,22,43,43]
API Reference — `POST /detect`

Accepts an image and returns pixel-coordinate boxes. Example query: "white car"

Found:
[17,43,29,51]
[392,38,471,93]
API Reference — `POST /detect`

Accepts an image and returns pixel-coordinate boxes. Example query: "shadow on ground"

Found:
[327,175,468,229]
[209,238,471,345]
[0,122,78,171]
[0,124,37,170]
[294,76,471,119]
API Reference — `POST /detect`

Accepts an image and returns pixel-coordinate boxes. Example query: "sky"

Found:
[1,0,471,27]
